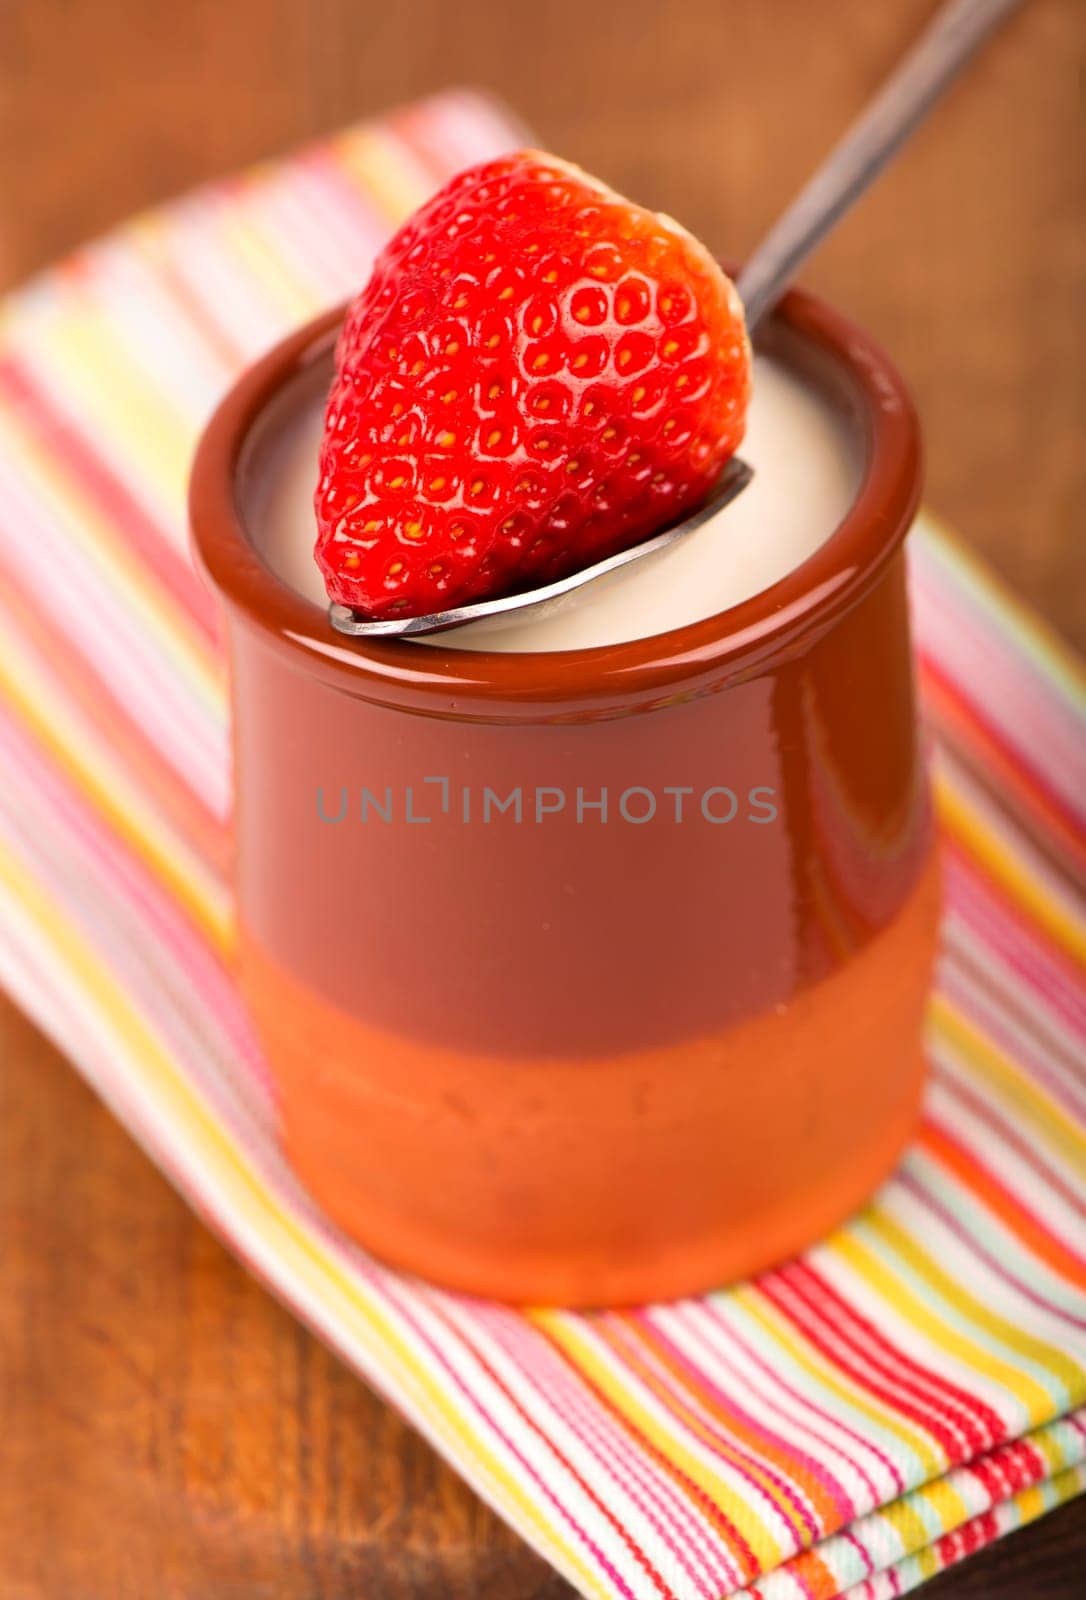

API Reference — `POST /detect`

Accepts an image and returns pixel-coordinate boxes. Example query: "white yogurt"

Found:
[243,352,861,652]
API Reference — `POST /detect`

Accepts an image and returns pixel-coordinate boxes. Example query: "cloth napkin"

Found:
[0,91,1083,1600]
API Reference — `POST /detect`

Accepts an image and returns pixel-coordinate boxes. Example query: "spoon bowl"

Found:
[329,456,753,639]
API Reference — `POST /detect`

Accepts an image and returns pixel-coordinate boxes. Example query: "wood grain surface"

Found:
[1,2,1083,1595]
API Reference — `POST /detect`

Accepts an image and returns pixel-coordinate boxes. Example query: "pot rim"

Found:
[189,282,921,722]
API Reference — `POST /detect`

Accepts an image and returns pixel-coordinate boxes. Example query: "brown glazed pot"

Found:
[190,285,939,1307]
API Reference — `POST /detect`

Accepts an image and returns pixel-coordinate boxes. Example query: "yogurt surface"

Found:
[243,353,861,653]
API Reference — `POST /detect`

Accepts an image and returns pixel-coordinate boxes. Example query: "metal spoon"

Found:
[330,0,1022,641]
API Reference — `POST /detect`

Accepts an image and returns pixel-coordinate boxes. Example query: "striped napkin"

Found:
[0,91,1083,1600]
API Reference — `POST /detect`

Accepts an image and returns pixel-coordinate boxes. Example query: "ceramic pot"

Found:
[190,283,938,1306]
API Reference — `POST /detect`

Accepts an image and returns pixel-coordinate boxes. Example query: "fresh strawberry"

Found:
[315,150,750,620]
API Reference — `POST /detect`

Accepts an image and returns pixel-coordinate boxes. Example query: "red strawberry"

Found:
[315,150,750,620]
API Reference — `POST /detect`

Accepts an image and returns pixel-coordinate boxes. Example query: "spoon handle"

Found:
[737,0,1024,332]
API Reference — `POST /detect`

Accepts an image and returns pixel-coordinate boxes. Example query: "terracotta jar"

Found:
[190,284,939,1306]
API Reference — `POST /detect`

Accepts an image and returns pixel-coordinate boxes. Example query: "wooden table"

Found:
[1,2,1083,1594]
